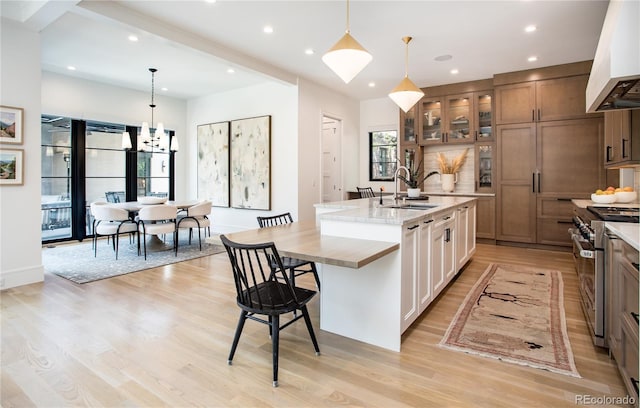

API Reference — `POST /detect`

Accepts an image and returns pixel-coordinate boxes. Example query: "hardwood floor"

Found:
[1,244,631,407]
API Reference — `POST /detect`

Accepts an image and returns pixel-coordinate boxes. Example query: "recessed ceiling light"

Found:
[205,0,216,3]
[528,56,538,62]
[67,66,76,71]
[263,26,273,34]
[434,54,453,62]
[525,25,537,33]
[161,87,168,92]
[304,48,314,55]
[227,68,235,74]
[128,35,138,42]
[450,69,459,75]
[368,82,375,88]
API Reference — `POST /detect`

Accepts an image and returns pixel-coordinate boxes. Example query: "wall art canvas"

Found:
[0,105,23,144]
[197,121,230,207]
[0,149,24,185]
[230,115,271,210]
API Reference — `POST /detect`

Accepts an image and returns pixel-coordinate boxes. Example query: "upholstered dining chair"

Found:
[137,204,178,260]
[220,234,320,387]
[357,186,375,198]
[177,200,212,250]
[256,212,321,290]
[91,204,138,259]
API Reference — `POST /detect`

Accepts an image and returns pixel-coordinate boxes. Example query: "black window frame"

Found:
[369,130,398,181]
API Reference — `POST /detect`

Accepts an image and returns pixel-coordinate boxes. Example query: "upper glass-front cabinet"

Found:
[476,92,493,141]
[421,97,442,144]
[475,143,494,192]
[400,105,416,144]
[446,94,472,143]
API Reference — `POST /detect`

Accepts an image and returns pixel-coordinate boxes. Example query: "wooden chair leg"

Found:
[228,310,247,365]
[301,305,320,355]
[271,314,280,387]
[311,263,321,290]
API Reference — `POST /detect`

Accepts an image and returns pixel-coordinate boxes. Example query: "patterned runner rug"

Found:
[44,231,225,284]
[439,263,580,378]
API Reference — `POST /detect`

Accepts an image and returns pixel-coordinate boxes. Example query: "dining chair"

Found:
[91,204,138,259]
[256,212,321,290]
[176,200,212,250]
[137,205,178,259]
[357,187,375,198]
[220,234,320,387]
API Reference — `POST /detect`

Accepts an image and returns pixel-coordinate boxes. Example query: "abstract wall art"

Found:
[197,121,230,207]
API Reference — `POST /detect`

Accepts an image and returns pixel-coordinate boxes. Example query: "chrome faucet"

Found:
[394,166,409,201]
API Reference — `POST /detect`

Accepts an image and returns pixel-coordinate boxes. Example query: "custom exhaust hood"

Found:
[586,0,640,112]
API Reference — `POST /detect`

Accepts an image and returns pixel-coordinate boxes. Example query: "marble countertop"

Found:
[315,196,477,226]
[605,222,640,251]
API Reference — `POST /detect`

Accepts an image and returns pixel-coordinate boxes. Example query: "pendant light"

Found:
[322,0,372,83]
[388,37,424,113]
[138,68,167,153]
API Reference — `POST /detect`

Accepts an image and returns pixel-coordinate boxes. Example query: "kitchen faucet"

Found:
[394,166,409,201]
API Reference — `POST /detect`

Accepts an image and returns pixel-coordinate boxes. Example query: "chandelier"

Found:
[134,68,178,153]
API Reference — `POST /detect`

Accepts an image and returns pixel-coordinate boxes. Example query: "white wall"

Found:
[41,72,189,198]
[298,78,360,221]
[0,21,43,289]
[187,82,298,233]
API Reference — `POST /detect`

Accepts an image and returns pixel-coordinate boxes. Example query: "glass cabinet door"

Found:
[476,143,494,192]
[421,98,442,144]
[476,92,493,141]
[401,105,416,144]
[446,94,471,142]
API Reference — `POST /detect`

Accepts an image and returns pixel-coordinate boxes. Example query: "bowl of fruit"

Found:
[614,187,637,203]
[592,187,617,204]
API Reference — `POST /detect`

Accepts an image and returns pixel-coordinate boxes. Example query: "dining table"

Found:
[108,199,202,250]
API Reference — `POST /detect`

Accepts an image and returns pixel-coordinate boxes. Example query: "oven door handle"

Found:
[572,234,595,258]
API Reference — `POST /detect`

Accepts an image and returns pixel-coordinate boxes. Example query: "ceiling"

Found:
[1,0,610,102]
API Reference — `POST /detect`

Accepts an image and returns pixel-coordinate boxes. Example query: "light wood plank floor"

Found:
[1,243,631,407]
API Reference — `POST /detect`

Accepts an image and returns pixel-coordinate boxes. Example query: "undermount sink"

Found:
[383,203,439,210]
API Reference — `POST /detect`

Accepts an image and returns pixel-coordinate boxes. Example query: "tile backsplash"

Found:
[422,145,475,194]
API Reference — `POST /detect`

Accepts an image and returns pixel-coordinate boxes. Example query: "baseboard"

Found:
[1,264,44,290]
[496,240,572,253]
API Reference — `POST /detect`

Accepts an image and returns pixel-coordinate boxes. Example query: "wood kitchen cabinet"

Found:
[421,92,491,145]
[456,201,476,271]
[476,196,496,240]
[496,118,605,246]
[607,237,639,402]
[604,109,640,167]
[495,74,591,125]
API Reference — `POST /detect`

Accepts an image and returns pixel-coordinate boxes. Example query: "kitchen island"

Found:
[225,196,477,351]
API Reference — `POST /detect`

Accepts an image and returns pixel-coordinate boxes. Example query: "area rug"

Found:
[439,263,580,378]
[43,231,225,284]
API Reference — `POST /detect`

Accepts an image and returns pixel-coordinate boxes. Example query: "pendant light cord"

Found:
[149,68,157,130]
[403,37,412,78]
[345,0,350,34]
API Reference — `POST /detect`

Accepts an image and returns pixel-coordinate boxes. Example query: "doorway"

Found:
[321,115,342,203]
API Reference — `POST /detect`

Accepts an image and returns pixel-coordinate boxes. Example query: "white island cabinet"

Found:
[315,195,476,351]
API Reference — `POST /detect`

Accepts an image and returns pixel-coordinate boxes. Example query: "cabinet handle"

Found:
[532,109,535,122]
[537,172,541,193]
[445,228,451,242]
[631,312,639,324]
[557,220,574,224]
[408,224,419,230]
[443,216,451,220]
[537,109,541,121]
[423,219,434,224]
[606,146,612,162]
[532,173,536,193]
[556,198,572,201]
[475,130,478,141]
[622,138,628,158]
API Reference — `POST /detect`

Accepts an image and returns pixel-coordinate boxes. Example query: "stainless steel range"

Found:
[570,205,639,347]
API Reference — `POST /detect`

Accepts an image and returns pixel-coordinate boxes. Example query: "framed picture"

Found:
[230,115,271,210]
[0,149,24,185]
[0,105,24,144]
[197,121,230,207]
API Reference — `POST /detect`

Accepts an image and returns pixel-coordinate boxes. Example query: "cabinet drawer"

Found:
[537,218,573,247]
[537,197,574,217]
[621,258,639,325]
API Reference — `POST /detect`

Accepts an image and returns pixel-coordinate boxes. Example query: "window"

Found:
[369,130,398,181]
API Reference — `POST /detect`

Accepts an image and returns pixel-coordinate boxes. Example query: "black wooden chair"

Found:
[220,235,320,387]
[357,187,375,198]
[256,213,321,290]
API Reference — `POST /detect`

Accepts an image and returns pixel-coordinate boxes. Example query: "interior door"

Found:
[321,116,342,203]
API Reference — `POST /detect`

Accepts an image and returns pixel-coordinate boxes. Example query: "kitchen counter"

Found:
[315,196,476,225]
[606,222,640,251]
[572,199,640,209]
